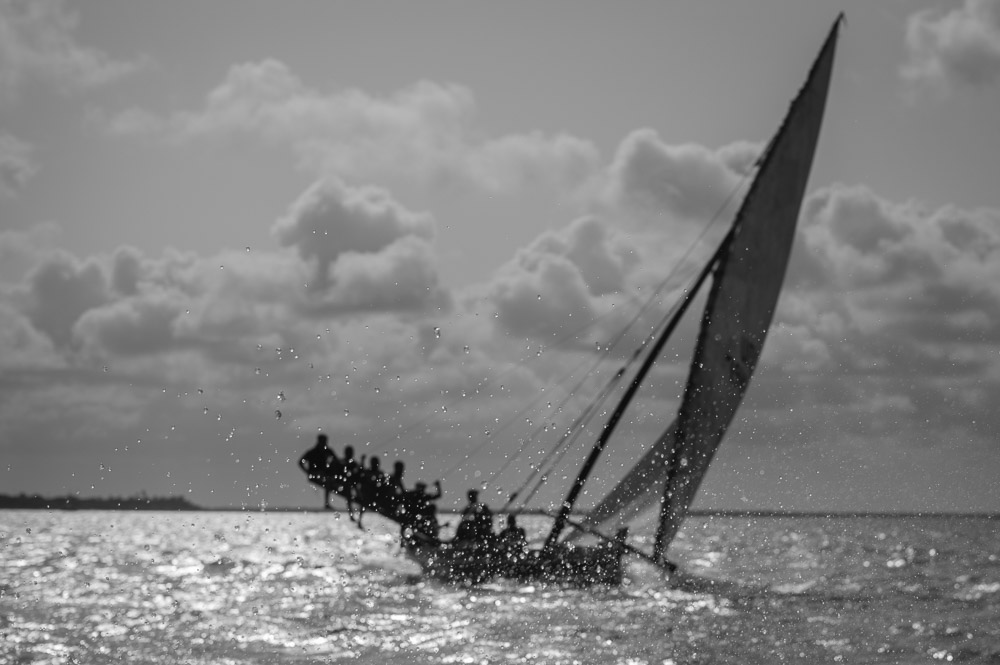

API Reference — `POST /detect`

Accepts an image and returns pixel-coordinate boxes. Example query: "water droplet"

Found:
[536,294,542,300]
[254,368,261,375]
[274,410,282,419]
[343,409,349,417]
[197,388,204,394]
[219,265,224,270]
[203,407,209,415]
[245,246,251,253]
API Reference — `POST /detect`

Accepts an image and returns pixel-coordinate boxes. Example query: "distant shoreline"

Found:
[1,494,996,519]
[0,493,200,511]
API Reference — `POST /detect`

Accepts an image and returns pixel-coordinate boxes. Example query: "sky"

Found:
[1,0,999,513]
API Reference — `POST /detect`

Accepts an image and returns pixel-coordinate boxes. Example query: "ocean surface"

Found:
[1,510,998,664]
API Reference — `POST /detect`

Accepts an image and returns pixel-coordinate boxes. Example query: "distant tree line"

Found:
[0,492,201,511]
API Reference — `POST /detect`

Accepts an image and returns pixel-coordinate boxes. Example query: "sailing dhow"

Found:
[310,14,843,585]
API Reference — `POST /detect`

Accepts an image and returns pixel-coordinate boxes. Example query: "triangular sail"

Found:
[571,16,841,552]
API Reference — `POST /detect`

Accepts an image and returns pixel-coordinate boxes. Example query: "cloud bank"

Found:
[0,0,143,98]
[105,59,600,195]
[904,0,1000,90]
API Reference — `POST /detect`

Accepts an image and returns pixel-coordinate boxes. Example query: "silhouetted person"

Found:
[298,434,336,509]
[357,456,387,528]
[341,445,361,521]
[454,489,493,545]
[497,514,527,552]
[387,461,406,511]
[496,513,528,575]
[401,480,443,540]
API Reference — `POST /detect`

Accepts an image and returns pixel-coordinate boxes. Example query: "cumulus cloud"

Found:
[527,217,639,297]
[273,177,435,290]
[903,0,1000,89]
[73,290,188,357]
[304,235,450,316]
[604,129,761,225]
[0,133,36,194]
[3,179,453,366]
[0,221,60,283]
[0,301,61,369]
[104,59,600,194]
[489,251,597,342]
[0,0,143,98]
[755,184,1000,443]
[20,250,110,348]
[471,131,774,352]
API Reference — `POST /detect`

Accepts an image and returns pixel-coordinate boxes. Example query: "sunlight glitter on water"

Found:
[1,510,998,664]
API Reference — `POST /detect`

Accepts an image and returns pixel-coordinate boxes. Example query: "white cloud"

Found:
[0,0,143,98]
[104,59,600,194]
[0,301,61,370]
[269,178,451,316]
[533,216,639,297]
[489,250,598,342]
[0,132,36,194]
[603,129,761,226]
[903,0,1000,89]
[756,184,1000,443]
[19,250,110,348]
[272,177,435,290]
[304,235,451,317]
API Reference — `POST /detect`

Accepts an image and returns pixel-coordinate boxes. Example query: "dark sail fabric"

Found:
[570,17,841,549]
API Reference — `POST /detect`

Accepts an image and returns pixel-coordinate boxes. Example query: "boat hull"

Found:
[402,531,625,586]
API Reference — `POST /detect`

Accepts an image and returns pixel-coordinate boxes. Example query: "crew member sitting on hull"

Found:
[356,456,388,528]
[400,480,443,541]
[497,514,527,552]
[387,461,406,518]
[298,434,338,510]
[454,489,494,546]
[340,445,361,522]
[496,513,528,574]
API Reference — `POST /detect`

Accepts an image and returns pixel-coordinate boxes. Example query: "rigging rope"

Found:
[500,169,758,511]
[380,165,755,494]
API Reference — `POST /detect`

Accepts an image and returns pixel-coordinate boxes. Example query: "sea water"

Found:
[1,510,997,664]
